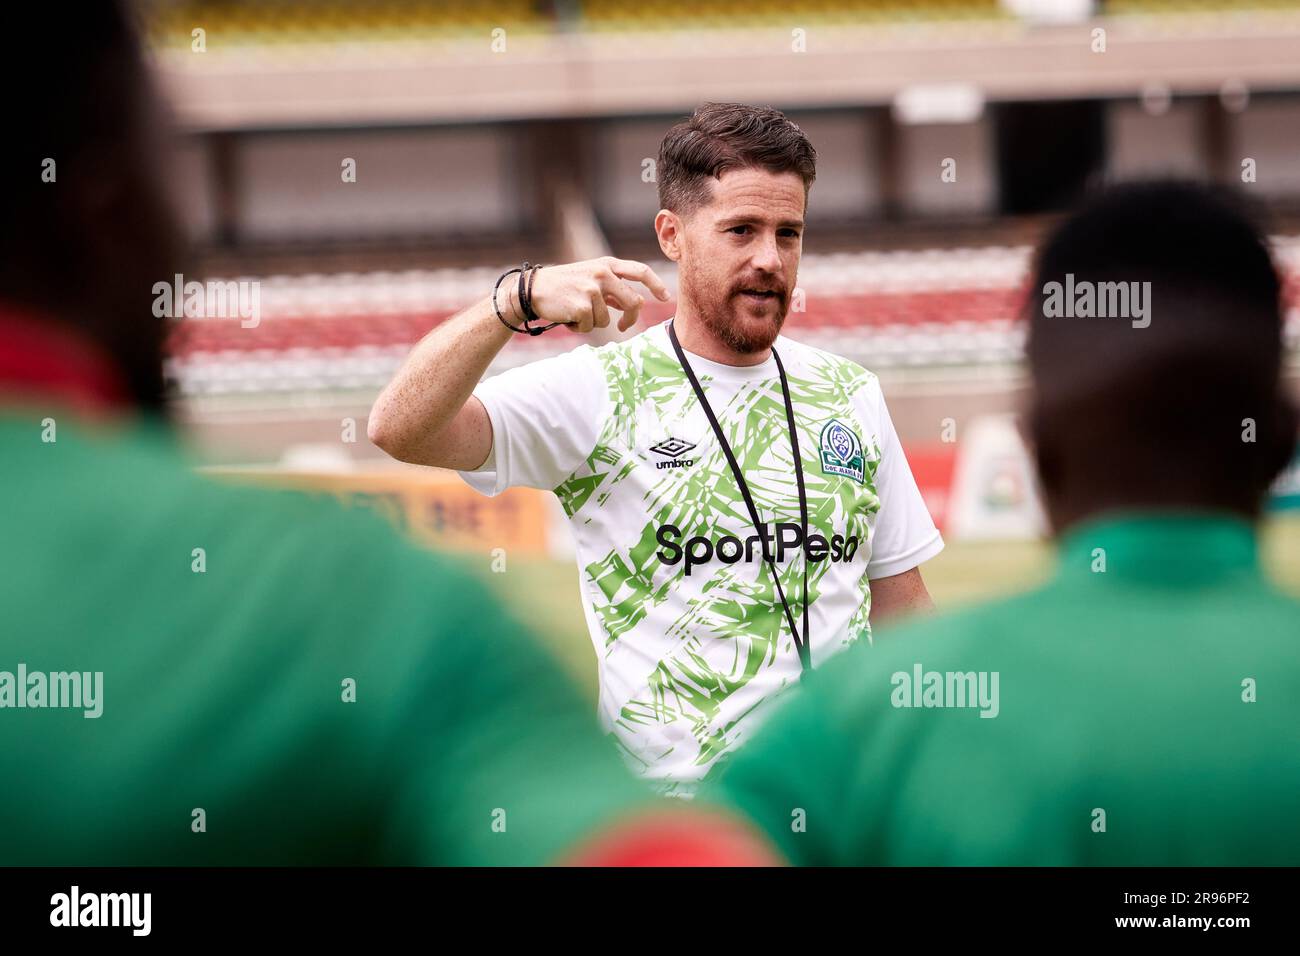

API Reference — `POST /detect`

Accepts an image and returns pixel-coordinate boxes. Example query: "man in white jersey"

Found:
[369,102,943,795]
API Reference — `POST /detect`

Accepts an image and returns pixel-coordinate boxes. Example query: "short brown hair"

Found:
[657,102,817,218]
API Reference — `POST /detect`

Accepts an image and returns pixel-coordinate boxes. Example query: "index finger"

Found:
[607,258,671,301]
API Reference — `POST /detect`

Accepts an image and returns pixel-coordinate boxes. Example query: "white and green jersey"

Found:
[461,321,942,795]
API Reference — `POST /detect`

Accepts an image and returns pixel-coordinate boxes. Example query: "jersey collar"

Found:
[1056,511,1259,585]
[657,320,778,382]
[0,302,130,416]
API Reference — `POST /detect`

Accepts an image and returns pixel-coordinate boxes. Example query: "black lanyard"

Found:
[667,320,812,673]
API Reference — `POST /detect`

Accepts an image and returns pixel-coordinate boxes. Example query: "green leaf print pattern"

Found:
[553,331,882,781]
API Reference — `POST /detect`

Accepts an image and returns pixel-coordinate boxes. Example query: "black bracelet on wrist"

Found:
[530,264,557,334]
[516,262,532,332]
[493,267,528,334]
[495,261,557,337]
[521,263,540,324]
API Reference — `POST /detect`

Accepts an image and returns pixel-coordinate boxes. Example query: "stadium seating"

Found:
[147,0,554,48]
[574,0,1007,32]
[165,241,1299,396]
[145,0,1296,55]
[1104,0,1300,12]
[146,0,1012,51]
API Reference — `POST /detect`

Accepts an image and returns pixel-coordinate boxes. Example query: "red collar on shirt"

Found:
[0,302,131,414]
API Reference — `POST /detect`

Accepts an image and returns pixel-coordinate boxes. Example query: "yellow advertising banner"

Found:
[206,467,554,557]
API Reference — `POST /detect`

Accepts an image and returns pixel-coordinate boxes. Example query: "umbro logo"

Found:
[651,437,696,458]
[650,437,696,470]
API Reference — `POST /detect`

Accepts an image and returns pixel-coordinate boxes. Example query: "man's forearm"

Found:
[368,257,667,468]
[868,566,935,632]
[367,290,517,466]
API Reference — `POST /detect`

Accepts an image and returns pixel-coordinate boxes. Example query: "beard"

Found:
[679,261,789,355]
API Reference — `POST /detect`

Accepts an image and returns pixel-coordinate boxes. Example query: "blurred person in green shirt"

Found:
[0,2,774,867]
[709,181,1300,865]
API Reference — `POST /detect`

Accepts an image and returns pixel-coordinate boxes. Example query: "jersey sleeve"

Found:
[860,380,944,579]
[458,345,609,496]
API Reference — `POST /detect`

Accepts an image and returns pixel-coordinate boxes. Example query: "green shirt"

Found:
[0,413,655,865]
[709,513,1300,865]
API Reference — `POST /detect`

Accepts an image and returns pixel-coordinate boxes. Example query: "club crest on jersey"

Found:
[819,419,865,483]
